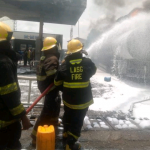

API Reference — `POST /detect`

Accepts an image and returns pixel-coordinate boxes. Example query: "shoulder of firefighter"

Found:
[36,55,59,93]
[0,54,26,129]
[54,56,97,109]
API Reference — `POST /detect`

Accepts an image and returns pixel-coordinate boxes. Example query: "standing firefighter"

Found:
[31,37,61,145]
[54,39,96,150]
[0,22,31,150]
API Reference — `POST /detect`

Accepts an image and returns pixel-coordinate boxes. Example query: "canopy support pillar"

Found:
[35,16,44,61]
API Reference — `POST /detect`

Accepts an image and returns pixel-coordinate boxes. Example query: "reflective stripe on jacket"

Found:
[0,52,26,129]
[36,54,59,94]
[54,53,96,109]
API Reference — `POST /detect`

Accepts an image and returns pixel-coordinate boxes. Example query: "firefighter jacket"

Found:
[0,49,26,129]
[36,53,60,94]
[54,53,97,109]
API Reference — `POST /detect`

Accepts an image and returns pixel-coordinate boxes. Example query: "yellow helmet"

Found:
[0,22,13,42]
[41,37,57,51]
[67,39,83,54]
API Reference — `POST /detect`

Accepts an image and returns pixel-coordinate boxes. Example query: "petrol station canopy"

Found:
[0,0,87,25]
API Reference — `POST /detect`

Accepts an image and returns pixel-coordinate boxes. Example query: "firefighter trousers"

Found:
[0,121,22,150]
[31,93,61,140]
[63,106,88,143]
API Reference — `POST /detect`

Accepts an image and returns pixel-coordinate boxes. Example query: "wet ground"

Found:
[20,109,150,150]
[18,67,150,149]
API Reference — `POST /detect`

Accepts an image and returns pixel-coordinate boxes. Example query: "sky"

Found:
[0,0,144,49]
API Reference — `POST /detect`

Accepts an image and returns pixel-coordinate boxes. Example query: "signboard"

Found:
[13,31,57,40]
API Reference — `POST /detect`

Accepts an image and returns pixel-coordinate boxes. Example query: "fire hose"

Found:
[26,83,54,114]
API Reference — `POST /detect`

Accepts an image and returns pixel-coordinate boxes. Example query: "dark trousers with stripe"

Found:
[31,93,61,140]
[63,106,88,143]
[0,121,22,150]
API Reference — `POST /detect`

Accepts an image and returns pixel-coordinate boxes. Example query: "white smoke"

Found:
[86,0,144,49]
[87,13,150,63]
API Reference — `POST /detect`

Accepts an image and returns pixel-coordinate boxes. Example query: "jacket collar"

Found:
[65,52,82,61]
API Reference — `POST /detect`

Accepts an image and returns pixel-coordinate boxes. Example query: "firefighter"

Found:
[0,22,31,150]
[54,39,97,150]
[31,37,61,145]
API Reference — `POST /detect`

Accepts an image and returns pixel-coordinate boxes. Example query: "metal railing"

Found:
[18,75,44,106]
[18,75,64,110]
[29,60,40,70]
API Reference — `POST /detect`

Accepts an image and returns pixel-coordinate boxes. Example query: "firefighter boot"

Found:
[65,135,81,150]
[66,143,81,150]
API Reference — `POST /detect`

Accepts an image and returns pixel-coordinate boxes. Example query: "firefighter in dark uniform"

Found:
[0,22,31,150]
[31,37,61,145]
[54,39,96,150]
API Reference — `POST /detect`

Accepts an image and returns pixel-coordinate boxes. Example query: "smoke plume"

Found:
[86,0,144,49]
[87,0,150,73]
[91,0,143,28]
[94,0,125,10]
[89,0,127,32]
[143,0,150,11]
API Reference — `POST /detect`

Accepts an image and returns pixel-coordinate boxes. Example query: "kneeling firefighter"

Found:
[54,39,97,150]
[0,22,31,150]
[31,37,61,145]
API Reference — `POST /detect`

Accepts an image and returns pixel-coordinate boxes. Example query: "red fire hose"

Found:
[26,83,54,114]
